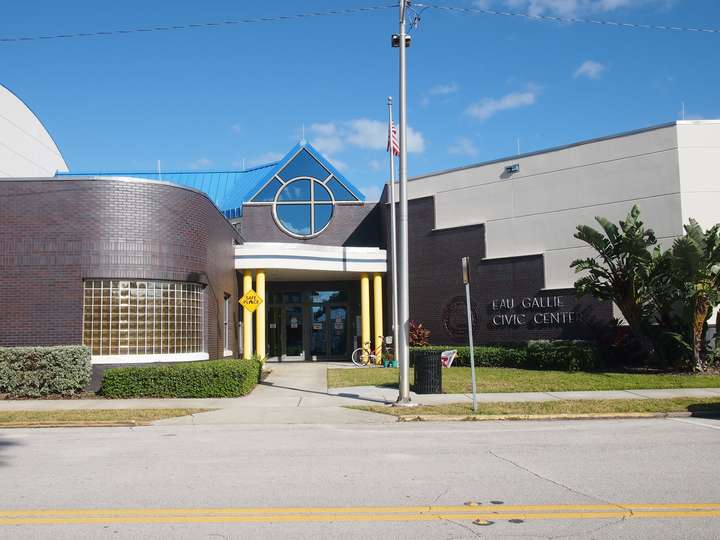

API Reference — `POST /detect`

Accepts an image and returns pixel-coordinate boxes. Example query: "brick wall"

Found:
[239,203,382,247]
[0,178,239,359]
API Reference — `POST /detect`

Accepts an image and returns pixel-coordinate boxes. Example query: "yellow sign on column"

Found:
[239,289,263,313]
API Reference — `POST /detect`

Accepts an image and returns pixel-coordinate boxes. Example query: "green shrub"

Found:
[0,346,91,397]
[410,341,602,372]
[100,359,262,398]
[410,345,527,368]
[527,340,603,371]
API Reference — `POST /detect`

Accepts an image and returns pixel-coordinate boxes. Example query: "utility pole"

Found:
[395,0,412,405]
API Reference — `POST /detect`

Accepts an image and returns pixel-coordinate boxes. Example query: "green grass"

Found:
[0,408,211,426]
[328,367,720,394]
[353,397,720,417]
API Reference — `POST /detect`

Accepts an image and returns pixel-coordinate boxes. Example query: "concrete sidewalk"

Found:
[329,384,720,405]
[1,362,719,425]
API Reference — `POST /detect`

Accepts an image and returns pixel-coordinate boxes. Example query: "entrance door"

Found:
[310,306,327,359]
[309,305,349,359]
[329,306,348,357]
[267,306,282,358]
[284,305,304,360]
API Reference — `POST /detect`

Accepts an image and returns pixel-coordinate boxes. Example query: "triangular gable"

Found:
[246,143,365,204]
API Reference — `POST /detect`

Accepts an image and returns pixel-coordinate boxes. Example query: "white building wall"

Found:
[677,121,720,229]
[0,84,68,177]
[402,123,717,290]
[677,121,720,324]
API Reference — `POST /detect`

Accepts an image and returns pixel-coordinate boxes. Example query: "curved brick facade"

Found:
[0,178,239,360]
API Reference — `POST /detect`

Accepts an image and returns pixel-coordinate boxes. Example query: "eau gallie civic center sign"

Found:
[490,295,579,327]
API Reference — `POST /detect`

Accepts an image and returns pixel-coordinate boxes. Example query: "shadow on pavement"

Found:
[687,402,720,419]
[260,381,391,405]
[0,434,21,467]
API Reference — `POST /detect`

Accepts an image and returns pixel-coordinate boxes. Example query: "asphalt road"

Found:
[1,417,719,539]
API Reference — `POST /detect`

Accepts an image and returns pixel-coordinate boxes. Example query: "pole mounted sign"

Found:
[462,256,471,285]
[461,256,478,413]
[239,289,263,313]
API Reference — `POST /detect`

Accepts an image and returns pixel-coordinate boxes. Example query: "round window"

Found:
[273,177,335,238]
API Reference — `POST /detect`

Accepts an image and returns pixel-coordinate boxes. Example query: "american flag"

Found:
[387,120,400,156]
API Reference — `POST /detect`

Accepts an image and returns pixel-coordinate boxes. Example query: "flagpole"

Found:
[387,97,399,366]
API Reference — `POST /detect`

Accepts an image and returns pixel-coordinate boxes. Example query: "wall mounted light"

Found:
[505,164,520,175]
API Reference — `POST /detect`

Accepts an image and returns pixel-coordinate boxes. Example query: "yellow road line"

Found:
[1,510,720,526]
[0,505,719,525]
[1,502,719,517]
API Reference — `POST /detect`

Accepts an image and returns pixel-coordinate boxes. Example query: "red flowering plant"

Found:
[409,320,431,347]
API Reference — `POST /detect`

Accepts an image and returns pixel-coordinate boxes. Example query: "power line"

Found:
[2,2,716,45]
[414,3,720,35]
[0,4,396,44]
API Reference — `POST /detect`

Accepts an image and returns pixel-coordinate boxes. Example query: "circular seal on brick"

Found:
[442,295,479,339]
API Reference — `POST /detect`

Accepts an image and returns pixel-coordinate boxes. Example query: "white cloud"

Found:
[230,123,241,134]
[422,82,459,108]
[243,152,283,168]
[405,127,426,154]
[190,157,212,170]
[368,159,383,171]
[574,60,607,79]
[308,122,344,155]
[429,82,459,96]
[326,156,349,172]
[448,137,479,158]
[309,118,425,154]
[466,87,539,121]
[486,0,671,17]
[360,184,383,201]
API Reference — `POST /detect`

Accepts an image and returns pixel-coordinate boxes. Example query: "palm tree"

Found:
[571,205,659,359]
[668,220,720,371]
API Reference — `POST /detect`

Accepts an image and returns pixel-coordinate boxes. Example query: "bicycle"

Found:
[351,336,395,367]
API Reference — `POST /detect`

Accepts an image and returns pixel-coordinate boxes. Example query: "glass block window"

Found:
[82,280,204,356]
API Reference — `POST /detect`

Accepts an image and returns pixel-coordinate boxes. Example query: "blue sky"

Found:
[1,0,718,199]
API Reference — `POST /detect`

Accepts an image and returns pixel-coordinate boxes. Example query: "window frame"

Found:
[223,294,232,356]
[82,279,208,364]
[272,176,336,239]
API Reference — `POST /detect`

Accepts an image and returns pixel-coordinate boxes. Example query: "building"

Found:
[393,120,720,345]
[1,83,719,369]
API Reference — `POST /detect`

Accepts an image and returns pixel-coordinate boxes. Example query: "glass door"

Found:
[329,306,348,357]
[267,306,282,359]
[310,306,327,358]
[284,306,304,358]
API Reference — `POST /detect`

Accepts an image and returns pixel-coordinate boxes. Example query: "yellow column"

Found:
[242,270,253,359]
[255,270,266,360]
[373,273,384,362]
[360,273,370,362]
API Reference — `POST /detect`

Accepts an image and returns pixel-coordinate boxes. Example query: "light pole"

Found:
[394,0,412,405]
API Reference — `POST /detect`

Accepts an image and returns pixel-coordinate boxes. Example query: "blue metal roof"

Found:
[56,163,277,219]
[55,143,367,219]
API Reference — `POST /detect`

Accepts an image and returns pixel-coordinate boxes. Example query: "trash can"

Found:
[413,349,442,394]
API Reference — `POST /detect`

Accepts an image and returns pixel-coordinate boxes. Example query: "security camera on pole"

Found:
[392,0,414,406]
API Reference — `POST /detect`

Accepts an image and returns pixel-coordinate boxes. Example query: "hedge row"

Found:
[100,359,263,398]
[0,346,92,397]
[410,340,602,372]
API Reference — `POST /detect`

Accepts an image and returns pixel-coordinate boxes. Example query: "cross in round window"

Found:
[273,177,334,238]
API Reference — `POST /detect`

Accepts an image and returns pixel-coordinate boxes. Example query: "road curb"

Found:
[395,411,701,422]
[0,420,147,429]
